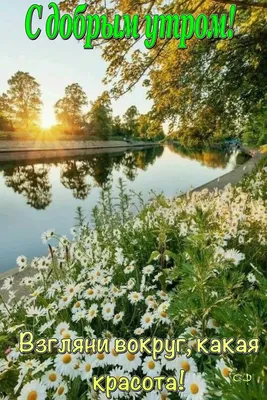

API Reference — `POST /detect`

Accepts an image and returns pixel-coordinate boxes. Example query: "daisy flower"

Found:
[128,292,144,304]
[1,276,14,291]
[72,309,87,323]
[113,312,124,325]
[26,306,47,318]
[141,312,154,330]
[38,319,55,335]
[41,229,55,244]
[124,265,135,274]
[94,352,108,368]
[173,355,198,374]
[80,355,96,380]
[86,304,98,322]
[53,382,68,400]
[247,272,257,284]
[18,380,46,400]
[224,249,245,266]
[42,370,62,389]
[142,356,162,377]
[102,303,115,321]
[54,353,80,378]
[155,302,171,324]
[120,351,142,372]
[184,327,200,337]
[143,265,154,276]
[83,287,98,300]
[134,328,144,336]
[216,359,232,381]
[16,256,27,271]
[182,373,207,400]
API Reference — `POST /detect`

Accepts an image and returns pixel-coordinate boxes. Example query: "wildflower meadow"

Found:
[0,159,267,400]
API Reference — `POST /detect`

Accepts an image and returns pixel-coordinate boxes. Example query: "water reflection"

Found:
[1,146,164,210]
[3,164,52,210]
[0,145,250,273]
[167,144,249,169]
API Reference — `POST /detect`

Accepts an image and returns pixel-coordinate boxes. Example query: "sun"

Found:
[41,111,56,129]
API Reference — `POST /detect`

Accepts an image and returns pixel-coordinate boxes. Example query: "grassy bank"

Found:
[0,159,266,399]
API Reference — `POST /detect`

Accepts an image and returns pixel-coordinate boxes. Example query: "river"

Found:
[0,145,249,273]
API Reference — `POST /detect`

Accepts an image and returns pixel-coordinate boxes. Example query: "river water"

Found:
[0,145,249,273]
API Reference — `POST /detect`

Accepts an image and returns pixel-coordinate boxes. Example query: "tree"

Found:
[54,83,88,132]
[112,116,125,137]
[4,71,42,130]
[123,106,140,137]
[0,94,13,131]
[60,0,267,144]
[138,113,165,141]
[86,92,113,140]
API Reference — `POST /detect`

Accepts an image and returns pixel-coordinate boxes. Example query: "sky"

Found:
[0,0,152,128]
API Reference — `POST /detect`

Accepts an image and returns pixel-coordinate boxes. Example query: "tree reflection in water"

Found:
[60,160,92,200]
[3,164,52,210]
[1,147,164,210]
[167,144,249,169]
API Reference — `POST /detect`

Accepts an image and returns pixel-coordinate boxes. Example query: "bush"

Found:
[0,164,267,400]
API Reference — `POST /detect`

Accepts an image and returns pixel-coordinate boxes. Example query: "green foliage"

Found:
[1,71,42,130]
[243,97,267,146]
[54,83,88,133]
[60,0,267,145]
[86,92,113,140]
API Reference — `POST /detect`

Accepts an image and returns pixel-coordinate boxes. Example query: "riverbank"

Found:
[193,148,265,192]
[0,139,157,162]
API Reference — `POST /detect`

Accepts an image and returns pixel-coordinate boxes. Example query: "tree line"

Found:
[58,0,267,147]
[0,71,164,141]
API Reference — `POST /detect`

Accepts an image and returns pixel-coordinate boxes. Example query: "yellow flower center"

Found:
[148,361,155,369]
[75,302,81,308]
[49,373,57,382]
[223,367,230,377]
[97,353,105,360]
[106,308,111,313]
[191,329,198,336]
[161,395,167,400]
[126,352,135,361]
[90,310,95,317]
[88,289,94,295]
[190,384,199,395]
[62,296,68,302]
[69,288,74,293]
[181,360,190,372]
[161,312,167,318]
[145,317,151,323]
[62,354,72,364]
[57,387,65,395]
[85,363,91,372]
[27,391,38,400]
[63,332,71,339]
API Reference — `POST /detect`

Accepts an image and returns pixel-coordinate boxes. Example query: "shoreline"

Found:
[0,147,264,288]
[0,140,157,163]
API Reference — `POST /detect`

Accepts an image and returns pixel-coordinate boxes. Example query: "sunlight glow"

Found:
[41,111,56,129]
